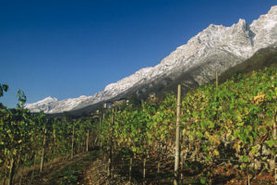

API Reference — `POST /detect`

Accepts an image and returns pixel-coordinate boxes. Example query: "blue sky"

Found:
[0,0,276,107]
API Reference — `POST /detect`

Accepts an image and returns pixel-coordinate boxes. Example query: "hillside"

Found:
[96,64,276,184]
[2,63,276,185]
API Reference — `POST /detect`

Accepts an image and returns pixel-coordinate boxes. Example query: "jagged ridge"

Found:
[26,6,277,114]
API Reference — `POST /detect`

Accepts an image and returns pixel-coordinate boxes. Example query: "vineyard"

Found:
[0,65,276,185]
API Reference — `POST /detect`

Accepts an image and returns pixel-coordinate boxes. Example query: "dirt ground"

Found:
[10,151,275,185]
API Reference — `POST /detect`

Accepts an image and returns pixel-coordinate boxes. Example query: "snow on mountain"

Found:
[104,67,153,92]
[25,96,58,113]
[251,6,277,50]
[26,6,277,114]
[28,96,58,106]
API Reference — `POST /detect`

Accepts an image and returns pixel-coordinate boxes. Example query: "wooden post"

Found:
[247,167,251,185]
[86,131,90,152]
[53,128,56,155]
[174,84,182,185]
[40,126,47,172]
[157,161,160,173]
[143,158,146,184]
[71,126,75,159]
[19,175,22,185]
[101,113,106,149]
[108,109,114,181]
[180,151,184,184]
[273,112,277,184]
[3,177,6,185]
[121,157,124,170]
[129,157,133,184]
[53,128,56,144]
[99,116,102,148]
[108,157,111,178]
[29,153,36,185]
[157,160,161,184]
[8,158,15,185]
[109,108,115,178]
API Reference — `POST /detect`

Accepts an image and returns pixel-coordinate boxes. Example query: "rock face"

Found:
[26,6,277,114]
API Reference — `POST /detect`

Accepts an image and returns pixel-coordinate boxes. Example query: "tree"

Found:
[0,83,8,97]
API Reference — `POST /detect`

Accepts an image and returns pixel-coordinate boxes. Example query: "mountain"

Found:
[26,6,277,115]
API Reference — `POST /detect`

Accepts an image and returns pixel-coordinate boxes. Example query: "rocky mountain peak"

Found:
[26,6,277,114]
[250,6,277,51]
[269,5,277,14]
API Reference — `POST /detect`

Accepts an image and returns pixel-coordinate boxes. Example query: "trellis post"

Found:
[174,84,181,185]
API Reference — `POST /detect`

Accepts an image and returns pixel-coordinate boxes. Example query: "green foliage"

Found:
[0,83,8,97]
[0,66,275,182]
[99,66,276,176]
[0,85,100,181]
[180,66,276,172]
[16,89,27,108]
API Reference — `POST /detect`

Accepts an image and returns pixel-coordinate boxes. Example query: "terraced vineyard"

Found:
[0,65,276,184]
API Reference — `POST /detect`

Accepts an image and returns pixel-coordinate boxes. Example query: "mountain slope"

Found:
[26,6,277,114]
